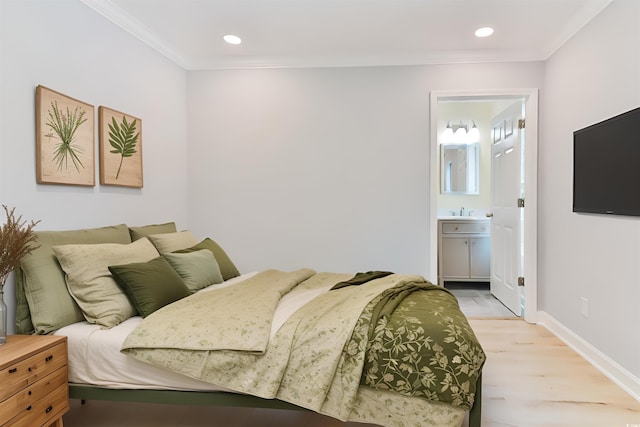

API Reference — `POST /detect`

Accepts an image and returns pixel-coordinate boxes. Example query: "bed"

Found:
[15,222,485,427]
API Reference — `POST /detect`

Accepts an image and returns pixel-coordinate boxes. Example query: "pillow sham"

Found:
[18,223,132,334]
[52,237,160,328]
[148,230,198,253]
[109,257,190,317]
[129,222,177,241]
[175,238,240,281]
[162,249,223,293]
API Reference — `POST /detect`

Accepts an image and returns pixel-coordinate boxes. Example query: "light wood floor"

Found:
[469,319,639,427]
[62,319,639,427]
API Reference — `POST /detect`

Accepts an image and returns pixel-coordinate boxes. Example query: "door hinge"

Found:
[517,198,525,208]
[518,119,526,129]
[518,276,525,287]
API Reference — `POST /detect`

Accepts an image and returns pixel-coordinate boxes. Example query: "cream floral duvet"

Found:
[121,269,485,427]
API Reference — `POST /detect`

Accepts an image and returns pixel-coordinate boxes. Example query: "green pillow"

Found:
[129,222,177,241]
[148,230,198,253]
[52,238,160,328]
[162,250,223,293]
[18,223,132,334]
[175,238,240,281]
[109,257,190,317]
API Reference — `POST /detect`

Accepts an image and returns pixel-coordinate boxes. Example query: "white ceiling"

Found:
[81,0,612,70]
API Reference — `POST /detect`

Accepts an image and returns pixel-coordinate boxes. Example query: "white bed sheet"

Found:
[54,270,337,391]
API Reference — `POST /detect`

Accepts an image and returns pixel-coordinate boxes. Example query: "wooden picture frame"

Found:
[99,106,143,188]
[36,85,95,186]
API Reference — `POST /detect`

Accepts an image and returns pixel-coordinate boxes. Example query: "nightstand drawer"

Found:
[5,383,69,427]
[0,366,67,425]
[0,341,67,403]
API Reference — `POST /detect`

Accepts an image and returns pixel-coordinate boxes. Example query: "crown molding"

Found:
[541,0,613,58]
[80,0,193,69]
[188,48,548,71]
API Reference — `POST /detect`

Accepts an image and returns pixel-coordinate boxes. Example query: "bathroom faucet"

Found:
[460,206,465,216]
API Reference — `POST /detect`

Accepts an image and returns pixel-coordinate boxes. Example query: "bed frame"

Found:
[69,375,482,427]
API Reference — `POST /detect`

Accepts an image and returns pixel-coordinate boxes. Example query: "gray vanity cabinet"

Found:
[438,219,491,286]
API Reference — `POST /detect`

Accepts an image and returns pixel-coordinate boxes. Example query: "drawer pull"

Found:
[9,368,17,373]
[26,405,32,411]
[45,355,54,362]
[46,405,53,414]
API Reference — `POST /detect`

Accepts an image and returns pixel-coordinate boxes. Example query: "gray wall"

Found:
[186,64,543,276]
[539,0,640,378]
[0,0,190,332]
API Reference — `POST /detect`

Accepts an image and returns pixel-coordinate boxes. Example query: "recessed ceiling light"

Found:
[224,35,242,45]
[475,27,494,38]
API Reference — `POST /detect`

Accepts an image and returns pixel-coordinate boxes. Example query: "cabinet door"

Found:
[470,236,491,279]
[441,237,470,279]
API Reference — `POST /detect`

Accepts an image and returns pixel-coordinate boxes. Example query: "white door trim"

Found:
[429,89,538,323]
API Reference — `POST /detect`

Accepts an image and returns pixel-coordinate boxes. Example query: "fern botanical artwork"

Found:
[35,85,95,186]
[99,106,143,188]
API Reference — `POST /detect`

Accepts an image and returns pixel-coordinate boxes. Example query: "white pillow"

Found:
[52,238,160,328]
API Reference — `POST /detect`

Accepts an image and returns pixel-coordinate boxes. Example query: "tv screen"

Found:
[573,107,640,217]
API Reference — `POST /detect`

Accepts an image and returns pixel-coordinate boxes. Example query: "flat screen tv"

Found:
[573,106,640,217]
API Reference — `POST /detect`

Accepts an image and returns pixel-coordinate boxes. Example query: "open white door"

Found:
[489,101,524,316]
[430,89,538,323]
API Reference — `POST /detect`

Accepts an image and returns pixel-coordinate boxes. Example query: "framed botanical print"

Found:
[36,85,95,186]
[99,106,143,188]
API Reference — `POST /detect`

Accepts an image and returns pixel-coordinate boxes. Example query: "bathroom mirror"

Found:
[440,143,480,194]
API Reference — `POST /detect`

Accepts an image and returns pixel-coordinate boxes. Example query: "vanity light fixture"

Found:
[443,121,455,143]
[466,121,480,142]
[224,34,242,45]
[442,120,480,144]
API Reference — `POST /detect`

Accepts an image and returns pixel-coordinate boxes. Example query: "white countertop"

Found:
[438,216,490,221]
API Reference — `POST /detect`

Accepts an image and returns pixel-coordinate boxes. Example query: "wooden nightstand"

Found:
[0,335,69,427]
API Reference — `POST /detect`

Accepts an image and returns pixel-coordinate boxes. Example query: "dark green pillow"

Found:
[174,238,240,281]
[109,257,190,317]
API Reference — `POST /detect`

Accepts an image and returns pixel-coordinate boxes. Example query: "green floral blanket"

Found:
[121,270,485,423]
[361,281,485,410]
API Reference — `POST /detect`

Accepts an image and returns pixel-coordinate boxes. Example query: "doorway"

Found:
[429,89,538,324]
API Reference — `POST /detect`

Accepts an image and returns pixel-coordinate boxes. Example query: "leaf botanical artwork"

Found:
[109,115,138,179]
[36,86,95,186]
[47,101,87,172]
[99,106,143,188]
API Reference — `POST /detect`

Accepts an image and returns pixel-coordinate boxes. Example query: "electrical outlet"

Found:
[580,297,589,318]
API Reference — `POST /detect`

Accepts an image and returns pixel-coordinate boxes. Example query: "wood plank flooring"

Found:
[468,319,639,427]
[62,319,639,427]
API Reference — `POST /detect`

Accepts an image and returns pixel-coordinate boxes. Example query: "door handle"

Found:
[486,212,494,218]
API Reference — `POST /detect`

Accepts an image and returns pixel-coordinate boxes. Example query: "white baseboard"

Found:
[536,311,640,402]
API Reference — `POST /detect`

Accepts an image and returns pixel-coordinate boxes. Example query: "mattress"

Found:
[55,271,336,391]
